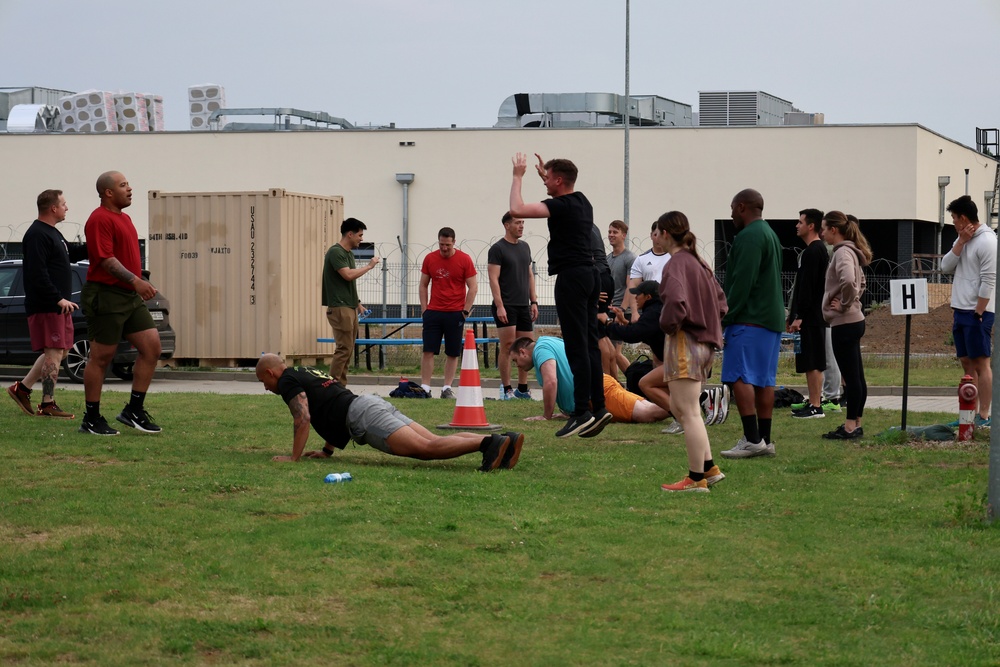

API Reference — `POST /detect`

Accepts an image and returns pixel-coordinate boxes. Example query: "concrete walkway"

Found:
[0,366,958,414]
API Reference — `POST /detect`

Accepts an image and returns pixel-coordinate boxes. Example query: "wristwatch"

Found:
[462,309,470,317]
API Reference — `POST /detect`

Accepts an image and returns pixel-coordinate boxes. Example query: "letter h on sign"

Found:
[889,279,929,315]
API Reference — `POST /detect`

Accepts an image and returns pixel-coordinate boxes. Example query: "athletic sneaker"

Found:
[789,401,808,411]
[7,381,34,416]
[36,402,75,419]
[791,405,825,419]
[579,408,613,438]
[822,424,863,440]
[821,400,842,413]
[700,389,715,425]
[721,436,772,459]
[480,433,511,472]
[513,388,532,400]
[661,477,710,493]
[712,385,729,426]
[79,415,120,436]
[116,405,162,433]
[661,421,685,435]
[704,465,726,486]
[499,431,524,469]
[440,387,456,399]
[946,419,961,428]
[499,387,516,401]
[975,415,991,428]
[556,411,595,438]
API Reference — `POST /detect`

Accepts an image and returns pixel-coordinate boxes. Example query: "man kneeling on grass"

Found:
[256,354,523,471]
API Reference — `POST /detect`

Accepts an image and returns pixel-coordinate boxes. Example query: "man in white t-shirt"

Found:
[622,222,670,323]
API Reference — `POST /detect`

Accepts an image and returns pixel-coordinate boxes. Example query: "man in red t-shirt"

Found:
[418,227,478,398]
[79,171,162,436]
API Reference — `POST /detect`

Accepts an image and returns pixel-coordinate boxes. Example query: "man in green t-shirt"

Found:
[322,218,380,385]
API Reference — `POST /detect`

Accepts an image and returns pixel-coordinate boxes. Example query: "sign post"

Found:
[889,278,929,430]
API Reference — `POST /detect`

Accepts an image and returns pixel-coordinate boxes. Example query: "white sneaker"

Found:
[712,386,730,425]
[701,389,715,425]
[721,436,773,459]
[661,420,685,435]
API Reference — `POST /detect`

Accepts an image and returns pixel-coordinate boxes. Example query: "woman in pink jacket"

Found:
[656,211,729,493]
[820,211,872,439]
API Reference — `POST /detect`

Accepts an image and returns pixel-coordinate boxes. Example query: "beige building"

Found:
[0,124,996,306]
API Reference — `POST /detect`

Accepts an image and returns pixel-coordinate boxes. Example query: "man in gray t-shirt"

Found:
[605,220,636,377]
[488,212,538,400]
[607,220,636,308]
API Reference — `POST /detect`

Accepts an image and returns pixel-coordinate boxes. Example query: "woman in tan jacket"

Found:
[820,211,872,439]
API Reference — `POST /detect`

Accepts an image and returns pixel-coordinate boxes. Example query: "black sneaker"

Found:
[480,433,511,472]
[79,415,120,436]
[791,405,825,419]
[499,431,524,469]
[555,411,594,438]
[116,405,162,433]
[822,424,863,440]
[578,408,613,438]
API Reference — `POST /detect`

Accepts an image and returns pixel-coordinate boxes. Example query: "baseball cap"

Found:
[629,280,659,297]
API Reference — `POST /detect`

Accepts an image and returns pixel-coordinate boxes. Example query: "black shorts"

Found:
[422,309,465,357]
[795,324,827,373]
[491,303,533,331]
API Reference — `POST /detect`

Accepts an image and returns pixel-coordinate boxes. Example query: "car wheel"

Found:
[112,363,134,381]
[64,338,90,383]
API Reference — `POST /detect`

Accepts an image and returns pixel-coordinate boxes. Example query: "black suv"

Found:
[0,260,176,382]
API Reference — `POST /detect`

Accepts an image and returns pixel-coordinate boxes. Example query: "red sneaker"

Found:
[661,476,709,493]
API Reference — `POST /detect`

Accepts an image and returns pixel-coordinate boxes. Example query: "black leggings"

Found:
[830,320,867,421]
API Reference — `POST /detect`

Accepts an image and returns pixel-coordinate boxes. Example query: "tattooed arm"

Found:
[272,392,312,462]
[99,257,157,300]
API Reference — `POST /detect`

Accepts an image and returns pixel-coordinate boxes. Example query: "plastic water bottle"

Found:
[793,333,802,354]
[324,472,353,484]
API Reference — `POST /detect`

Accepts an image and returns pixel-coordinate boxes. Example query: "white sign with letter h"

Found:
[889,278,929,315]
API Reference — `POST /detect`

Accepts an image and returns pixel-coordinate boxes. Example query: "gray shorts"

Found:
[346,394,413,453]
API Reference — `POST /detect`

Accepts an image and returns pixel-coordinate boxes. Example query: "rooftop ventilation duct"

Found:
[5,104,59,133]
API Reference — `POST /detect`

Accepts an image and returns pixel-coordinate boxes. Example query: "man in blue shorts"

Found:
[255,354,523,471]
[941,195,997,426]
[720,189,785,459]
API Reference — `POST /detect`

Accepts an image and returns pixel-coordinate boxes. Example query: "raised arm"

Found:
[509,153,551,219]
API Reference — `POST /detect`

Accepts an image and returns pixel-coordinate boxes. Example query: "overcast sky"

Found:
[2,0,998,145]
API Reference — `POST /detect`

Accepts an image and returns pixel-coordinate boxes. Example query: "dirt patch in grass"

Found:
[861,303,954,355]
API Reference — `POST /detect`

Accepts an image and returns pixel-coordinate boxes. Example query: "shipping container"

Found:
[147,189,343,364]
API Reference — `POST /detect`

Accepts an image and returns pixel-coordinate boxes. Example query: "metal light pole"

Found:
[990,206,1000,522]
[937,176,950,272]
[395,173,414,317]
[623,0,630,227]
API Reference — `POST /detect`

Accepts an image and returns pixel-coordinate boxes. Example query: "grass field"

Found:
[1,389,997,665]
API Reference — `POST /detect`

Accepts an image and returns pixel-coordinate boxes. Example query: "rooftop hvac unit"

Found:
[5,104,59,133]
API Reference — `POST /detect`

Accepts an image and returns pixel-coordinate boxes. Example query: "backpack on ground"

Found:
[389,380,430,399]
[624,355,654,398]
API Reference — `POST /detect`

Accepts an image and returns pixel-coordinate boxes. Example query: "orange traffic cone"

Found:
[439,329,501,431]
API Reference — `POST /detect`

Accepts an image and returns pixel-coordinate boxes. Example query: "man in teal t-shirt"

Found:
[510,335,576,419]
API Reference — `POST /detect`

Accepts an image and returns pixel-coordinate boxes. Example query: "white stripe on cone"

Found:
[450,329,489,427]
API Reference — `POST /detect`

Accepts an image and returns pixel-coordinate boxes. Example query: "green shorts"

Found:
[81,282,156,345]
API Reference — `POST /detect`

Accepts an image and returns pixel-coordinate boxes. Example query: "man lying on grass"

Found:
[255,354,522,471]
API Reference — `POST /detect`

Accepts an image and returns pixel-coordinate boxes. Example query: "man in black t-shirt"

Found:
[508,152,610,440]
[7,189,87,420]
[255,354,523,471]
